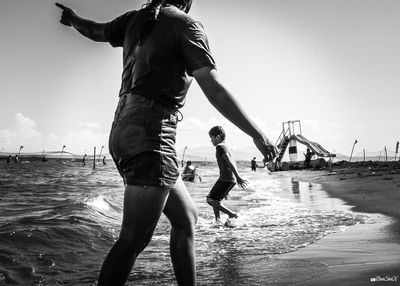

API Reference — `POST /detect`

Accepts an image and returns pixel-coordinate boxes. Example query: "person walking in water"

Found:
[207,126,247,227]
[56,1,276,285]
[251,157,257,172]
[82,154,88,166]
[7,155,12,165]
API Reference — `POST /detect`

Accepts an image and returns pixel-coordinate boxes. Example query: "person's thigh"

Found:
[163,177,197,230]
[120,185,170,240]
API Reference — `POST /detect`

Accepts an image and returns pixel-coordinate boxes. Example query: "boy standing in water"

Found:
[207,126,248,227]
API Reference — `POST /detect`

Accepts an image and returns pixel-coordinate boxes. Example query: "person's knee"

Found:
[185,207,198,234]
[206,197,219,207]
[118,227,153,254]
[169,205,197,237]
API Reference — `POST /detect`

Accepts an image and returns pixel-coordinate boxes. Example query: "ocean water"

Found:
[0,160,366,285]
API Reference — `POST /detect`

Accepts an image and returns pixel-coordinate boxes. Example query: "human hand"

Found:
[253,134,277,163]
[237,177,248,189]
[55,3,77,26]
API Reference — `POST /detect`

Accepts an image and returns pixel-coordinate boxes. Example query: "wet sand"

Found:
[278,166,400,285]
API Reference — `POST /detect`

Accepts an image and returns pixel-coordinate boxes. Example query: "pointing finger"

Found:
[55,3,67,10]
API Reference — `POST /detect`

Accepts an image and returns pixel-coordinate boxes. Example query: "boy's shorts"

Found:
[207,180,236,201]
[109,93,179,188]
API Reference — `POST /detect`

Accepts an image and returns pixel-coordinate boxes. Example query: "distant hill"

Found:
[178,148,398,163]
[177,145,262,162]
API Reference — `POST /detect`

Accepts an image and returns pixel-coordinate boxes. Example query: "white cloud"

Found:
[15,112,42,139]
[177,117,206,131]
[0,113,42,152]
[0,129,16,147]
[61,128,108,154]
[0,114,108,154]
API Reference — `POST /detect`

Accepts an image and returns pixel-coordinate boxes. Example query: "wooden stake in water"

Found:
[60,145,66,160]
[384,146,387,162]
[349,139,357,162]
[98,145,104,162]
[181,146,187,167]
[93,146,96,169]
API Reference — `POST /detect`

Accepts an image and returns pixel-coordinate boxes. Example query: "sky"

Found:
[1,0,400,158]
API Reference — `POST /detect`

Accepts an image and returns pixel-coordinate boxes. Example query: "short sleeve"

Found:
[179,21,216,76]
[104,11,136,47]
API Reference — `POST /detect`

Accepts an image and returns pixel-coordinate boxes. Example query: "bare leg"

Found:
[97,185,170,286]
[207,198,237,219]
[163,177,197,286]
[213,206,221,221]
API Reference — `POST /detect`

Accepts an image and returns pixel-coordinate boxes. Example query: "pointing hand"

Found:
[55,3,77,26]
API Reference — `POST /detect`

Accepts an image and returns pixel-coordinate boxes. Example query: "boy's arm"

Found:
[221,152,248,188]
[193,67,277,163]
[56,3,108,42]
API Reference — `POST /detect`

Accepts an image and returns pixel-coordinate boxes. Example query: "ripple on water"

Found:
[0,161,367,285]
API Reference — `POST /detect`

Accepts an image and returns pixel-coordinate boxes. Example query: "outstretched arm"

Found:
[221,152,248,188]
[193,66,277,162]
[55,3,107,42]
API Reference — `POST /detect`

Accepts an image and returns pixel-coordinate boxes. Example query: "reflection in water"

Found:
[283,177,355,212]
[291,179,300,195]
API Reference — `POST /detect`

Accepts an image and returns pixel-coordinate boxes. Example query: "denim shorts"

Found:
[109,93,179,188]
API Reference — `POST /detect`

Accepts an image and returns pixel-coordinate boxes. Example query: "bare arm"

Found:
[221,152,247,188]
[193,66,277,162]
[55,3,107,42]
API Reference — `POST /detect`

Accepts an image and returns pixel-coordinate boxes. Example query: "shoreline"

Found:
[275,167,400,285]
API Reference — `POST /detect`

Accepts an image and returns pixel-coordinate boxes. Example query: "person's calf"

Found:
[169,226,196,286]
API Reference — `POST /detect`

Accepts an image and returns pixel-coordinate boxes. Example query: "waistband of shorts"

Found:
[119,93,183,121]
[119,93,174,111]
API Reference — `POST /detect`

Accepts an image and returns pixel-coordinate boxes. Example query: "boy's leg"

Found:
[212,206,221,221]
[163,177,197,286]
[207,198,238,218]
[207,181,237,219]
[97,185,170,286]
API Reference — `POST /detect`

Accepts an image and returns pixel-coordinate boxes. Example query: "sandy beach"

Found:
[278,165,400,285]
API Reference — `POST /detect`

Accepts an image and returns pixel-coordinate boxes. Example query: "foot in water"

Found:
[230,213,238,219]
[224,218,236,228]
[211,219,224,228]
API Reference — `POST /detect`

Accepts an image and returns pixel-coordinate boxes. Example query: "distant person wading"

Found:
[56,1,276,285]
[251,157,257,171]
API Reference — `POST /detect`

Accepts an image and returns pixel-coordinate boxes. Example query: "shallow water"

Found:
[0,160,367,285]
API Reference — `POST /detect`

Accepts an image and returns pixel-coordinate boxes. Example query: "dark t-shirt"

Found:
[215,143,236,183]
[104,6,216,109]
